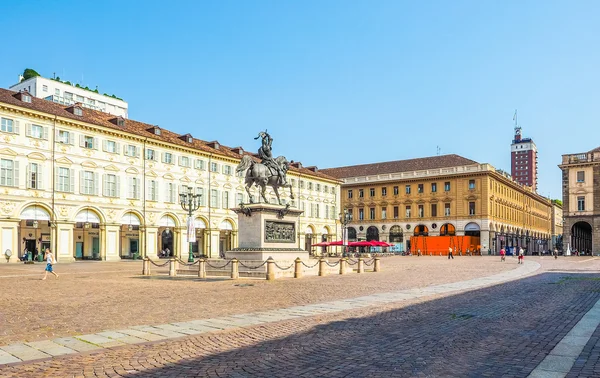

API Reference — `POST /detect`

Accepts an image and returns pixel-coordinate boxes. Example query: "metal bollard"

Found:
[357,257,364,273]
[169,258,176,277]
[339,258,347,275]
[198,258,206,278]
[318,258,327,276]
[266,257,275,281]
[231,258,239,279]
[374,257,381,272]
[142,257,150,276]
[294,257,302,278]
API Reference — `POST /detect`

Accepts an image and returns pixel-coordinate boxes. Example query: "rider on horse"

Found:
[255,131,287,186]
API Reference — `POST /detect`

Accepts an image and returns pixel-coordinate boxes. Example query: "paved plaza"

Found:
[1,256,600,377]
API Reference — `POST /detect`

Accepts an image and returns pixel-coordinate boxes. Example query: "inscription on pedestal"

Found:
[265,221,295,243]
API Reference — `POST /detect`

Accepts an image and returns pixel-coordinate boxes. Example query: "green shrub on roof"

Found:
[22,68,41,81]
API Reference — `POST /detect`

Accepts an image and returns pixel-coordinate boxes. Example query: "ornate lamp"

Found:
[180,186,202,262]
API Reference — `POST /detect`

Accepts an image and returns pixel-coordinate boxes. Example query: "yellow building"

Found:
[559,147,600,254]
[0,89,340,263]
[321,155,552,254]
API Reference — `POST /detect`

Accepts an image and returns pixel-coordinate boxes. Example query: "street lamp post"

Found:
[180,186,202,262]
[339,209,350,257]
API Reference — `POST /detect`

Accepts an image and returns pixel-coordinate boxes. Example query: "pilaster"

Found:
[55,221,75,263]
[103,223,121,261]
[0,219,19,263]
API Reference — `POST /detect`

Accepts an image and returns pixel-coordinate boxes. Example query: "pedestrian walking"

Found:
[553,248,558,260]
[41,248,59,280]
[500,247,506,262]
[518,248,524,264]
[448,247,454,260]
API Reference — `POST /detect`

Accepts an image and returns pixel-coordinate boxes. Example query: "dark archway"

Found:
[348,227,357,241]
[414,225,429,236]
[389,225,404,243]
[439,223,455,236]
[571,221,592,254]
[366,226,379,241]
[161,229,174,257]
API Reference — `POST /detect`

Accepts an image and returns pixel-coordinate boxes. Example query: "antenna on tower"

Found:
[436,146,441,156]
[513,109,522,140]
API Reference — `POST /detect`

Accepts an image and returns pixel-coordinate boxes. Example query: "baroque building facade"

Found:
[559,147,600,254]
[0,88,340,263]
[321,155,552,255]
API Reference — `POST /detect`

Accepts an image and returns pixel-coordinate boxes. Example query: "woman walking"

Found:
[41,248,59,280]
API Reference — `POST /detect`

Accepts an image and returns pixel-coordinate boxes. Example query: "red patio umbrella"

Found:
[348,241,376,247]
[311,241,331,247]
[370,241,394,247]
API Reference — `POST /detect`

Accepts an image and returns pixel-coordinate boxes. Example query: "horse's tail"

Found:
[236,155,254,174]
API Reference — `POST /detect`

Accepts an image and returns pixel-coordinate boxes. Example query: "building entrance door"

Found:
[25,239,36,259]
[92,237,100,259]
[75,242,83,259]
[129,239,138,257]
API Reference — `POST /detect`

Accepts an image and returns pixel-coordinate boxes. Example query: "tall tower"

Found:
[510,113,538,190]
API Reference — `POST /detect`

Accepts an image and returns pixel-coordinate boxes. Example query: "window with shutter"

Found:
[1,117,14,133]
[0,159,14,186]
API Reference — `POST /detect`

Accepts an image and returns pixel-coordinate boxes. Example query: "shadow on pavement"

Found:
[119,272,600,377]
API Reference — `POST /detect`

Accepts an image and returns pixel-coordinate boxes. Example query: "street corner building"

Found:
[321,155,552,256]
[0,87,341,263]
[559,147,600,254]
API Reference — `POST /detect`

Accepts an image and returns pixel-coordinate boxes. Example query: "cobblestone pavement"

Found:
[0,256,515,345]
[1,256,600,377]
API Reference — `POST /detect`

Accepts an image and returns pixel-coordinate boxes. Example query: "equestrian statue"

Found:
[236,131,294,205]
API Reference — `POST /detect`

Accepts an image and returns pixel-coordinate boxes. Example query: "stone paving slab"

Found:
[96,331,148,345]
[24,340,76,357]
[0,343,50,361]
[53,337,103,352]
[131,326,187,338]
[170,321,221,332]
[153,324,204,335]
[75,334,125,348]
[115,329,167,341]
[0,350,21,364]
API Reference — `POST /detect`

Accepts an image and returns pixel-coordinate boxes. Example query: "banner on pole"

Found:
[187,218,196,243]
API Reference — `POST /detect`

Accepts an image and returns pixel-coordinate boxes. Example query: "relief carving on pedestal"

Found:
[264,221,295,243]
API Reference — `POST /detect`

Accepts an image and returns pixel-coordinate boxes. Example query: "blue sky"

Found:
[3,0,599,199]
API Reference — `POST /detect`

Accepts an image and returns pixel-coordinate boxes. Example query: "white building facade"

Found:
[0,88,340,263]
[10,76,128,118]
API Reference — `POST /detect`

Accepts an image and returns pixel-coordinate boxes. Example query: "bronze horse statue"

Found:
[236,155,295,205]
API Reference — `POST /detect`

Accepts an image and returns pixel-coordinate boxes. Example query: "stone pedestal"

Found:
[224,203,308,262]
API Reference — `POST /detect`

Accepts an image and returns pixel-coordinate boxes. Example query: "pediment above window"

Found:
[81,160,99,168]
[55,157,73,165]
[26,152,46,160]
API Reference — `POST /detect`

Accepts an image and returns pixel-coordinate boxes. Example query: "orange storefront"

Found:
[410,235,481,255]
